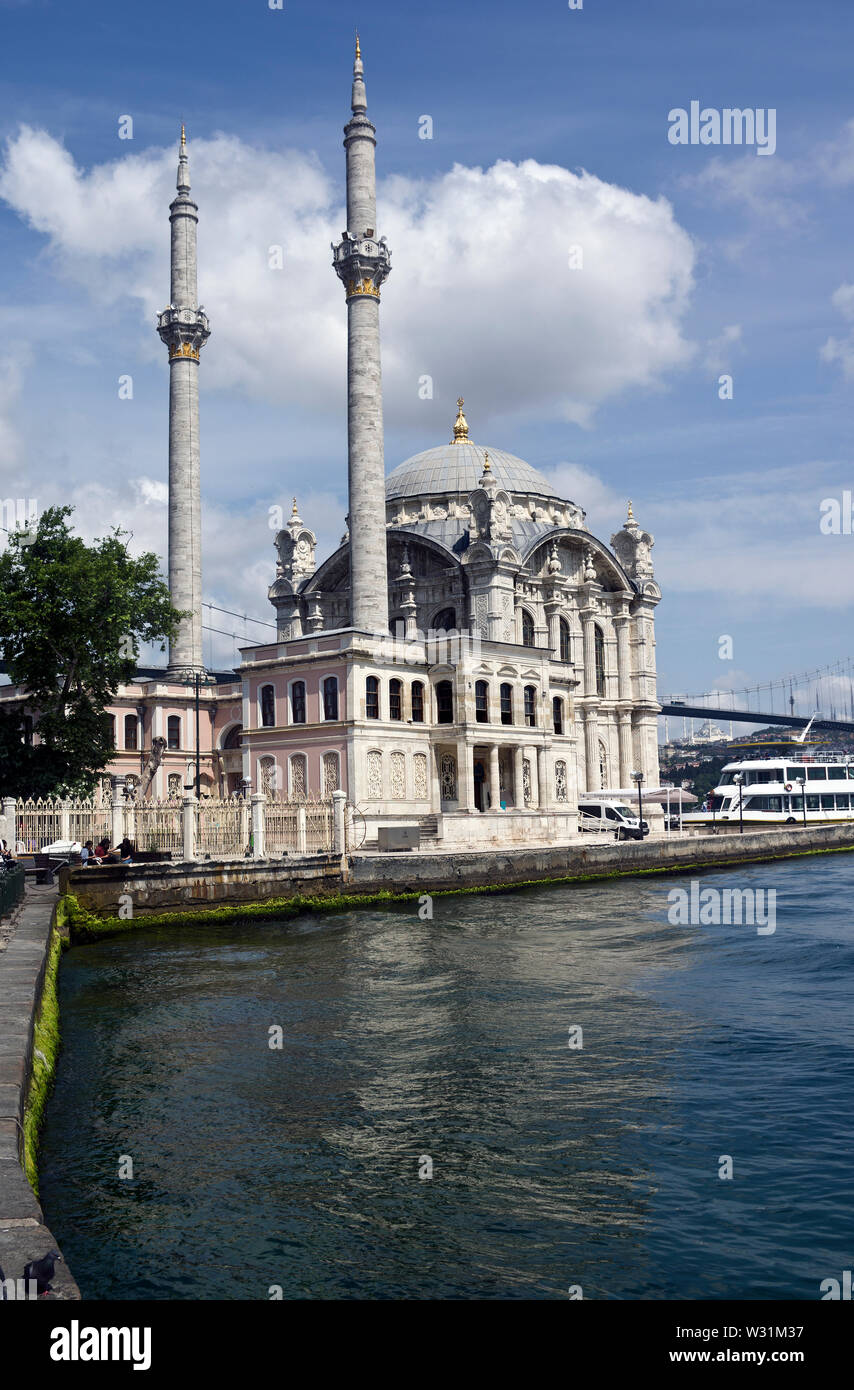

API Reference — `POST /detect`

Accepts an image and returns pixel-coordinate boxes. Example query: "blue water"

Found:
[39,856,854,1299]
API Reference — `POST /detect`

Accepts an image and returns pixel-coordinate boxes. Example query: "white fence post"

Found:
[110,776,126,846]
[332,790,347,857]
[60,799,71,842]
[182,791,197,862]
[1,796,15,849]
[297,805,307,856]
[251,793,266,860]
[241,797,251,854]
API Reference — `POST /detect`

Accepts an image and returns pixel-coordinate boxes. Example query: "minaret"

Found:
[332,37,392,633]
[157,126,210,676]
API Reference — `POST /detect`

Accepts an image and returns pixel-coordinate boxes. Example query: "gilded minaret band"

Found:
[332,38,392,633]
[157,127,210,676]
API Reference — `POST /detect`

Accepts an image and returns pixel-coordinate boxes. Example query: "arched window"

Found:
[594,626,606,697]
[436,680,454,724]
[289,754,307,799]
[291,680,306,724]
[323,676,339,721]
[559,617,571,664]
[552,696,564,735]
[524,685,537,728]
[323,751,340,797]
[260,756,278,796]
[105,713,116,747]
[124,714,137,750]
[389,678,402,721]
[167,715,181,750]
[433,607,456,633]
[521,610,535,648]
[260,684,276,727]
[475,680,489,723]
[223,724,242,750]
[366,676,380,719]
[411,681,424,723]
[500,683,513,725]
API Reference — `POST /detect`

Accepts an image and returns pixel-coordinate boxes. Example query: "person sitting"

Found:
[118,837,134,861]
[80,840,95,865]
[94,839,110,859]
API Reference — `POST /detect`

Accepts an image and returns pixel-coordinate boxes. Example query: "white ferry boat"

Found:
[683,751,854,827]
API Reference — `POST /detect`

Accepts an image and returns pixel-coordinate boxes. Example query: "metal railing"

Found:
[0,864,25,917]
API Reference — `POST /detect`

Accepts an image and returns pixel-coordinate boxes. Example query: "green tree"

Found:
[0,506,186,797]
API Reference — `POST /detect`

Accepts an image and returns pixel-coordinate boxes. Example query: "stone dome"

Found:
[386,443,560,502]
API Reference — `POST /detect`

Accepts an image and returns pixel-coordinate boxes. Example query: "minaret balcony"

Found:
[157,306,211,358]
[332,236,392,298]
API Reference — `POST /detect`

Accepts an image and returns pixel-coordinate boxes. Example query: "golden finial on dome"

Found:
[452,396,470,444]
[292,497,299,517]
[627,499,635,523]
[482,450,491,474]
[180,123,186,149]
[355,32,361,59]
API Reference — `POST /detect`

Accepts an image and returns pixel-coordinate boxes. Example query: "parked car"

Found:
[578,799,649,841]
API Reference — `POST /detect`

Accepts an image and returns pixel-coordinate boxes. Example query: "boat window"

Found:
[769,768,784,781]
[786,767,805,781]
[806,767,827,780]
[828,767,846,780]
[719,772,734,785]
[790,795,803,810]
[806,794,821,811]
[836,793,851,810]
[821,794,836,809]
[767,797,782,812]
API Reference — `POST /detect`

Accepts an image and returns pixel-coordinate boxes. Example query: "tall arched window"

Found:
[389,678,403,720]
[552,696,564,735]
[289,754,307,799]
[291,680,306,724]
[559,617,571,664]
[323,676,339,721]
[436,680,454,724]
[411,681,424,723]
[433,607,456,633]
[223,724,242,750]
[323,751,340,797]
[475,680,489,723]
[366,676,380,719]
[521,610,535,648]
[124,714,138,750]
[105,713,116,747]
[167,715,181,750]
[594,626,606,697]
[524,686,537,727]
[500,683,513,725]
[260,684,276,727]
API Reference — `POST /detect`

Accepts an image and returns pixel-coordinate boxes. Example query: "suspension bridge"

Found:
[660,656,854,737]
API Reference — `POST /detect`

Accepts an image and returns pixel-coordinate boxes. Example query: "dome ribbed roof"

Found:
[386,443,560,501]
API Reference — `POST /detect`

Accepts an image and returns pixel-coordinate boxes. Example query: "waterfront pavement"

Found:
[0,884,79,1299]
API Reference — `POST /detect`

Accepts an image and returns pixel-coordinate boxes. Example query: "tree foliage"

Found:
[0,506,186,796]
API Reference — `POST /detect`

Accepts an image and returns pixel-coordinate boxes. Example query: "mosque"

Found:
[2,42,663,843]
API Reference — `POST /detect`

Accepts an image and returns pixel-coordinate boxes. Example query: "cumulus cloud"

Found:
[0,127,696,428]
[820,282,854,379]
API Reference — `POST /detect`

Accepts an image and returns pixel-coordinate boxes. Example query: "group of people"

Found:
[81,837,135,866]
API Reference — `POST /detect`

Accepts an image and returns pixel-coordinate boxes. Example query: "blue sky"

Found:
[1,0,853,714]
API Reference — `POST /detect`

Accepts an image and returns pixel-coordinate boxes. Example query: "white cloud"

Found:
[0,127,697,428]
[820,282,854,379]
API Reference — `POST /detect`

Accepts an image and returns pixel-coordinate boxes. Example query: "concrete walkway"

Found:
[0,884,79,1299]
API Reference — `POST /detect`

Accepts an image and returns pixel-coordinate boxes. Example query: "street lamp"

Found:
[796,775,806,827]
[630,769,644,833]
[174,670,218,799]
[733,772,744,834]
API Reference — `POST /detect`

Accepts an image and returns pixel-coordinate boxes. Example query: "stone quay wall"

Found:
[64,823,854,918]
[0,886,79,1300]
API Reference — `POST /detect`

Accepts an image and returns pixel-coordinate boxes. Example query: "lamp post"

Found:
[733,772,744,834]
[630,769,644,833]
[796,775,806,827]
[175,671,218,800]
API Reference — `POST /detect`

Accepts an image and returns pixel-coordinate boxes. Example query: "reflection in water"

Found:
[40,857,854,1299]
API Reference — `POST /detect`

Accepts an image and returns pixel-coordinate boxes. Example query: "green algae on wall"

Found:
[22,910,67,1197]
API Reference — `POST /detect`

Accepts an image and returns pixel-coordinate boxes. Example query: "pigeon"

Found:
[23,1250,61,1296]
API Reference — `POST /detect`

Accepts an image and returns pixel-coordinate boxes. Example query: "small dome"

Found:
[386,443,560,501]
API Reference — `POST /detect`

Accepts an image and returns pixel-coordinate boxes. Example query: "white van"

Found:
[578,798,649,840]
